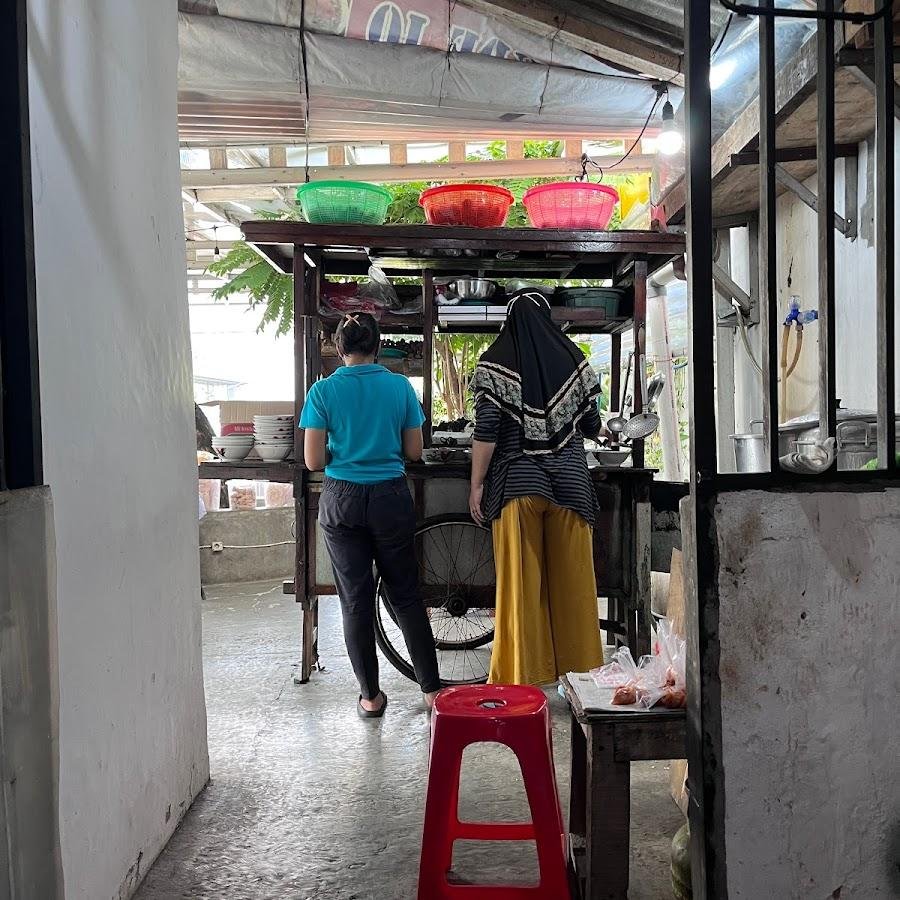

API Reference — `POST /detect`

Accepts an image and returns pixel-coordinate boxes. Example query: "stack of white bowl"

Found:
[212,432,255,462]
[254,415,294,461]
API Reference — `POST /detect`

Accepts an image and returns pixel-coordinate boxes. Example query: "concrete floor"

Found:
[136,580,683,900]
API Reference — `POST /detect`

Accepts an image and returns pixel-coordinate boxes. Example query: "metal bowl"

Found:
[448,278,497,301]
[592,448,631,467]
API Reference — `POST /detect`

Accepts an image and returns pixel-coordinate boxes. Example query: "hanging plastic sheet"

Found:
[179,11,677,142]
[651,2,817,208]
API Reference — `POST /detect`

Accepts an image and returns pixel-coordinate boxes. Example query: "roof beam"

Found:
[183,154,657,201]
[463,0,683,83]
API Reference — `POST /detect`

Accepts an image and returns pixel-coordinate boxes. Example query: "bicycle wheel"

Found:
[375,514,495,686]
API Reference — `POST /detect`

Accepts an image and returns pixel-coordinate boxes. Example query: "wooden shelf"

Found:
[242,222,685,280]
[320,355,423,377]
[199,460,296,483]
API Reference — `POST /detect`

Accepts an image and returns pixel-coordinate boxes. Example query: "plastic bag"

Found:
[590,617,687,709]
[355,265,400,309]
[640,618,687,709]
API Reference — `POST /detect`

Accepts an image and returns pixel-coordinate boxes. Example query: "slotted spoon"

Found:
[623,355,661,441]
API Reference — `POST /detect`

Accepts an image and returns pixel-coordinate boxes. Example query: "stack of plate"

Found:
[212,433,255,462]
[254,415,294,462]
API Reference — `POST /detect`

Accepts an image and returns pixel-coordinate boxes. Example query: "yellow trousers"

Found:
[488,496,603,685]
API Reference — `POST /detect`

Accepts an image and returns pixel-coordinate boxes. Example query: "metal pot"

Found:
[782,412,895,469]
[731,420,767,473]
[447,278,497,301]
[835,420,878,470]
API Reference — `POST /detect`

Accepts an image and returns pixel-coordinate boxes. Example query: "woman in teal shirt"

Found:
[301,313,440,717]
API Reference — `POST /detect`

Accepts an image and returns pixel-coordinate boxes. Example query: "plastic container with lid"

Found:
[198,479,221,512]
[228,480,258,511]
[265,482,294,508]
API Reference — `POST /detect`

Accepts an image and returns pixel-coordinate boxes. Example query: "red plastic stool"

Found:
[417,685,571,899]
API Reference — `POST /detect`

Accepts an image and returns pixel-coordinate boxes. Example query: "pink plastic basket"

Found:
[522,182,620,229]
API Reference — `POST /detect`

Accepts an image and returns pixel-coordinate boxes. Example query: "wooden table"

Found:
[562,675,687,900]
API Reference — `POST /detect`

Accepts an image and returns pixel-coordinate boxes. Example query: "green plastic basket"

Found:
[295,180,392,225]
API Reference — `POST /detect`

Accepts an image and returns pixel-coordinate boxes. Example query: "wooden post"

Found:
[585,723,630,899]
[565,139,582,159]
[569,716,587,840]
[634,483,652,657]
[506,139,524,159]
[449,141,466,163]
[268,145,287,168]
[610,332,622,414]
[422,270,435,446]
[292,247,313,683]
[327,144,345,167]
[208,147,227,169]
[389,143,408,165]
[632,259,648,468]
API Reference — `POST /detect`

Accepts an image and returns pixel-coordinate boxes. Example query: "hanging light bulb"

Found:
[657,99,683,155]
[213,226,220,260]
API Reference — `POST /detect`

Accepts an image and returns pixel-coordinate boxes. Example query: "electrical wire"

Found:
[581,88,666,179]
[718,0,892,23]
[299,0,312,183]
[712,12,735,59]
[199,541,295,550]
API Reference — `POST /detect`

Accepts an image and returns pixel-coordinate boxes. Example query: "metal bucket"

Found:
[731,422,767,473]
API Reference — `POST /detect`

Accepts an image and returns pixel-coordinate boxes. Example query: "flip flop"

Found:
[357,692,388,719]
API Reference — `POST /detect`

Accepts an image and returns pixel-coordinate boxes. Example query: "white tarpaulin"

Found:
[187,0,633,75]
[178,10,678,143]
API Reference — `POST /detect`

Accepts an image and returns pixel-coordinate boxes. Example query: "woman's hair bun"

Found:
[335,312,380,357]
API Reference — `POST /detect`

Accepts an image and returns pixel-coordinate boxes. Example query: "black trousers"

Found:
[319,476,441,699]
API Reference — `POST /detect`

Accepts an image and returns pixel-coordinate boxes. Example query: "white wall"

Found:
[27,2,209,898]
[730,126,900,425]
[714,489,899,898]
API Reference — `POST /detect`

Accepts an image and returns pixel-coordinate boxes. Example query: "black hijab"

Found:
[471,290,600,454]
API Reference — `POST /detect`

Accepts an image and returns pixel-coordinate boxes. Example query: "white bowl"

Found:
[256,445,292,462]
[254,415,293,423]
[255,438,293,446]
[214,447,252,462]
[216,435,254,443]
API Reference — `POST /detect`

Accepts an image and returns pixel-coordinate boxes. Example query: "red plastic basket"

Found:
[419,184,514,227]
[522,182,620,229]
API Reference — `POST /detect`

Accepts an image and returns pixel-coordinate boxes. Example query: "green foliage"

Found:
[206,241,295,336]
[433,333,494,421]
[384,182,429,224]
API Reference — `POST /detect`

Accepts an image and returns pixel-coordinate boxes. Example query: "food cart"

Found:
[200,222,685,684]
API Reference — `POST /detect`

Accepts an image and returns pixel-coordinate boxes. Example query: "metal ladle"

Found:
[605,352,633,444]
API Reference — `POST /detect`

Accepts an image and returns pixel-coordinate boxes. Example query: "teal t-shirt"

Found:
[299,364,425,484]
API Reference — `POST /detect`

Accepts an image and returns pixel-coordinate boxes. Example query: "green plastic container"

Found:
[295,180,392,225]
[558,288,627,316]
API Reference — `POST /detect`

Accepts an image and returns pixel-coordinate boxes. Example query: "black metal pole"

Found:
[0,0,42,490]
[684,2,727,898]
[759,0,780,472]
[817,0,837,455]
[686,20,716,484]
[875,3,896,471]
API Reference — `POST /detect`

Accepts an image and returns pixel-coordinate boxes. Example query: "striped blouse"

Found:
[473,397,602,526]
